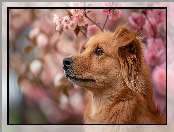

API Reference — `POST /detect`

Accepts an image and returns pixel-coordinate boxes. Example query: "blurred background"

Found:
[2,2,174,132]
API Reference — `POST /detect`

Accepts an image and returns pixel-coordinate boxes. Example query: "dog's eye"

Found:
[94,47,103,56]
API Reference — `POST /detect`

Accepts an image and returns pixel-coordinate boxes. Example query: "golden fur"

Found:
[64,27,166,124]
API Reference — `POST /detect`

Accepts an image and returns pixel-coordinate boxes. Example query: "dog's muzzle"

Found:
[63,58,73,71]
[63,58,75,78]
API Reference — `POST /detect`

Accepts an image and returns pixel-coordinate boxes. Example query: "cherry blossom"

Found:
[100,2,123,20]
[87,25,100,37]
[100,9,122,20]
[29,59,42,76]
[76,15,88,26]
[53,14,62,31]
[54,73,64,87]
[144,48,160,68]
[129,12,146,30]
[152,66,166,96]
[108,9,122,20]
[36,33,48,49]
[29,27,40,39]
[153,9,166,24]
[70,9,84,16]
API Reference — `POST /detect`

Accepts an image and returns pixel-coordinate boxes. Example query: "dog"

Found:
[63,27,166,124]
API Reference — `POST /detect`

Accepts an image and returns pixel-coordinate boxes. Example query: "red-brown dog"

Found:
[63,27,166,124]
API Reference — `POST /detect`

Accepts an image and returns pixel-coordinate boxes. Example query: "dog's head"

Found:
[63,27,143,91]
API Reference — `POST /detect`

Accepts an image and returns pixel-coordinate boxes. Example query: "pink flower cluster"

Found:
[152,66,166,96]
[129,12,146,30]
[129,8,166,99]
[144,38,166,68]
[53,9,87,33]
[100,2,123,20]
[87,25,100,37]
[100,9,122,20]
[129,9,166,69]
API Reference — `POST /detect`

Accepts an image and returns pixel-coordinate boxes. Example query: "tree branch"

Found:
[103,15,109,30]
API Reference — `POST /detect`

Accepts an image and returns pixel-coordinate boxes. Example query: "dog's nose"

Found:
[63,58,73,70]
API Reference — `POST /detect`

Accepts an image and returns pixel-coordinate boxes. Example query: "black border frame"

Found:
[7,6,167,125]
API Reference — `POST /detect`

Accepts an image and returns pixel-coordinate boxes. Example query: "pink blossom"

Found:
[100,2,123,20]
[87,25,100,37]
[30,59,42,76]
[144,18,158,38]
[36,33,48,49]
[153,39,165,55]
[144,38,166,68]
[62,16,71,32]
[152,9,166,24]
[29,27,40,39]
[100,9,122,20]
[68,16,77,30]
[144,48,160,68]
[54,73,64,87]
[100,9,111,15]
[109,9,122,20]
[152,39,166,65]
[53,14,62,31]
[62,16,71,26]
[76,15,88,26]
[63,25,70,33]
[69,2,85,7]
[68,21,77,30]
[129,12,146,30]
[53,14,58,23]
[152,66,166,96]
[70,9,84,17]
[157,23,166,39]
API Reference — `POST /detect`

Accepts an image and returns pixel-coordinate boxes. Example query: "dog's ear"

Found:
[113,27,137,47]
[115,27,142,84]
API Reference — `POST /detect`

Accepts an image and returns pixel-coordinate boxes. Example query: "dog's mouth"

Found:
[64,69,95,83]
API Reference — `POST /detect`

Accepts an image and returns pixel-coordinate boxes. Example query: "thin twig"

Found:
[160,35,166,47]
[84,13,103,31]
[142,10,166,47]
[103,15,109,30]
[80,30,88,39]
[143,12,156,40]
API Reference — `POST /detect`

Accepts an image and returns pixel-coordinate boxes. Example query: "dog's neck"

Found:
[83,67,158,124]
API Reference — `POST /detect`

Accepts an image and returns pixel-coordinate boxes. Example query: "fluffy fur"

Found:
[63,27,166,124]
